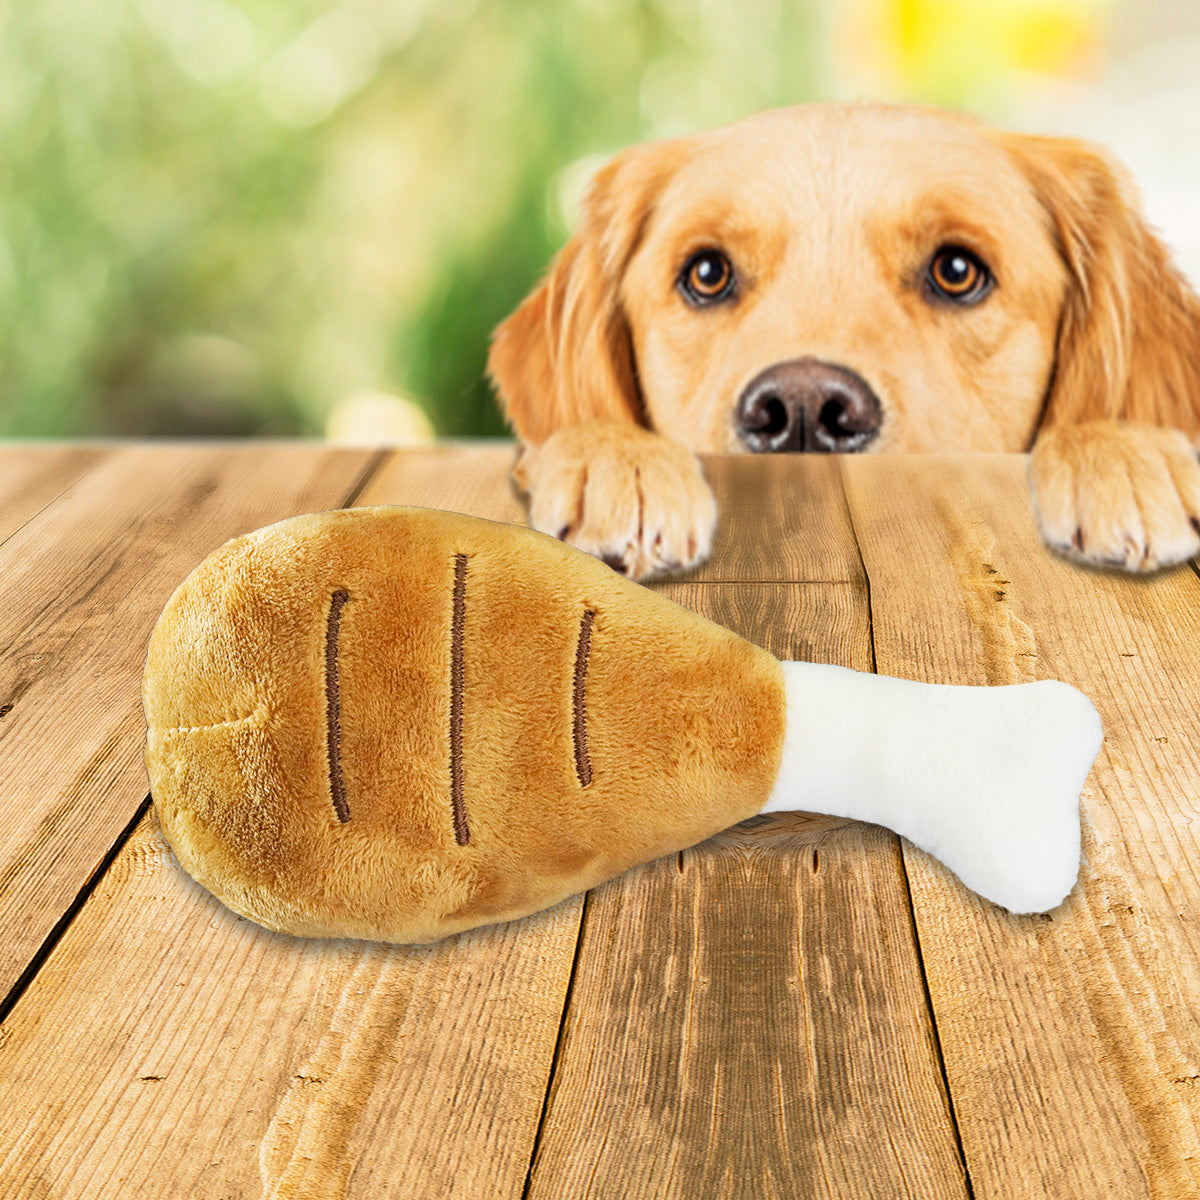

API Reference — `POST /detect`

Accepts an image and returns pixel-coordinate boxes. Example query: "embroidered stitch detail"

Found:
[573,609,596,787]
[162,707,266,735]
[326,589,351,824]
[449,554,470,846]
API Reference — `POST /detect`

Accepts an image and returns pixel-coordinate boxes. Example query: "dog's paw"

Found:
[1030,420,1200,571]
[515,420,717,580]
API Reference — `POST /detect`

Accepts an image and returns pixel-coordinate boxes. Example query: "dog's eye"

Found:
[927,246,991,304]
[679,250,735,305]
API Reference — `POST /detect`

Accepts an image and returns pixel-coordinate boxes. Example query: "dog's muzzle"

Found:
[736,358,882,453]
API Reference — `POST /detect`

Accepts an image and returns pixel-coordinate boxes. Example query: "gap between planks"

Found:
[0,448,974,1200]
[521,565,966,1192]
[841,453,1200,1199]
[0,441,571,1200]
[0,444,389,1022]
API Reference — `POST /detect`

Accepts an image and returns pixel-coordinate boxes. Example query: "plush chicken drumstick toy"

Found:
[143,506,1102,944]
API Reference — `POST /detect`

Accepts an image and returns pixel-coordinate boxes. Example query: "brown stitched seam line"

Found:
[450,554,470,846]
[326,589,351,824]
[573,609,596,788]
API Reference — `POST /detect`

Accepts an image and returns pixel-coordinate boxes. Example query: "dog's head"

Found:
[489,103,1199,454]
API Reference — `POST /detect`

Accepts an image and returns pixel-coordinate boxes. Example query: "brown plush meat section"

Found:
[143,507,786,944]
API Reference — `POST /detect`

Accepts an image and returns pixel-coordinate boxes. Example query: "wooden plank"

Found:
[0,445,108,545]
[0,444,376,1000]
[351,445,961,1194]
[0,442,585,1199]
[355,443,525,521]
[0,813,582,1200]
[524,578,970,1200]
[842,454,1200,1200]
[692,454,867,583]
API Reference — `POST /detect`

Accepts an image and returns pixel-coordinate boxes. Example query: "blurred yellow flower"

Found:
[835,0,1113,108]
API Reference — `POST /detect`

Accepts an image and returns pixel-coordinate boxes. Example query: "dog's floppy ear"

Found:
[488,142,684,444]
[996,131,1200,440]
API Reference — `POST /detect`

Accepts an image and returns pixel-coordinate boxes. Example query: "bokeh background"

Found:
[2,0,1198,441]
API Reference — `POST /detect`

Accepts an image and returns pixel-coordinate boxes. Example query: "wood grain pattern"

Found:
[0,443,583,1200]
[352,443,524,521]
[693,454,867,584]
[0,444,376,1000]
[842,454,1200,1200]
[0,445,106,546]
[3,445,1197,1200]
[0,813,581,1199]
[524,579,968,1199]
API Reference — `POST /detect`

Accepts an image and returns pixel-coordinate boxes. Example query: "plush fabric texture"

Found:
[143,506,786,943]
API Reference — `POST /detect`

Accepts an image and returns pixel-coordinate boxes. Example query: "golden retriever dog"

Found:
[487,103,1200,580]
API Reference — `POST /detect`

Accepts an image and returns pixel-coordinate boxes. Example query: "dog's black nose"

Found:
[736,359,882,453]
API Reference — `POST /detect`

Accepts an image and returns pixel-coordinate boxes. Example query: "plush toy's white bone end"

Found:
[762,663,1103,914]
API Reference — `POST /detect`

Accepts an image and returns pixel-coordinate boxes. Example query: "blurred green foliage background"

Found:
[0,0,1115,440]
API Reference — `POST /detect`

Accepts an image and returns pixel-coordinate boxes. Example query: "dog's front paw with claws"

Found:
[514,420,717,581]
[1031,420,1200,571]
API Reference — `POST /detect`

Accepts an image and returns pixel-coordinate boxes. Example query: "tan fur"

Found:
[517,419,718,579]
[489,103,1200,577]
[488,143,692,441]
[143,507,785,943]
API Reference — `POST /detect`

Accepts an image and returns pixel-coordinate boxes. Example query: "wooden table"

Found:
[0,442,1198,1199]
